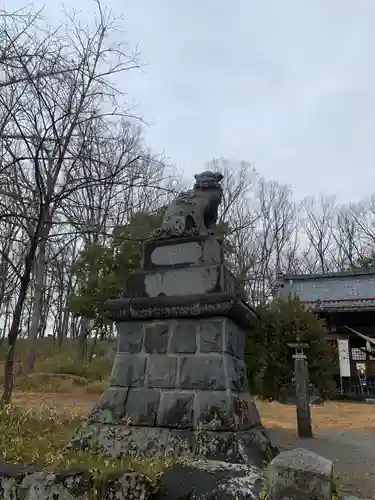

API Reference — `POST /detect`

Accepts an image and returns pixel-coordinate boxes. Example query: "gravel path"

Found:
[268,427,375,498]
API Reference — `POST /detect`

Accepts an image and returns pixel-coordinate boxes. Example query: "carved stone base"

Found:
[69,422,276,468]
[68,315,277,466]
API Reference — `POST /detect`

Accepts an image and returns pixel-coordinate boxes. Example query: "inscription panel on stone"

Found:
[151,242,202,267]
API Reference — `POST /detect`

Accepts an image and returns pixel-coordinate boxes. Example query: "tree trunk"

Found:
[77,316,90,362]
[2,245,37,404]
[23,239,46,374]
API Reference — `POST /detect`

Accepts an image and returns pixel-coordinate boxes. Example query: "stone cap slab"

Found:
[104,292,258,329]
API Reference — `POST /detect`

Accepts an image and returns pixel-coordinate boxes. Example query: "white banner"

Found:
[337,339,351,377]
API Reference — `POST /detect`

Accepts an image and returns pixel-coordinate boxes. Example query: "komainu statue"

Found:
[154,171,224,238]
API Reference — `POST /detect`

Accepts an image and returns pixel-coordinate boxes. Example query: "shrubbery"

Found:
[246,297,337,400]
[0,338,112,394]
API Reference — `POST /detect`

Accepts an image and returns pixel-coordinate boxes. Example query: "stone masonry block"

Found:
[179,356,226,390]
[144,322,169,353]
[110,354,147,388]
[95,386,130,418]
[147,355,178,388]
[157,392,195,429]
[228,394,261,430]
[117,322,144,353]
[194,391,229,430]
[225,319,245,358]
[225,355,249,392]
[267,448,333,500]
[124,388,161,426]
[170,321,197,353]
[199,320,223,353]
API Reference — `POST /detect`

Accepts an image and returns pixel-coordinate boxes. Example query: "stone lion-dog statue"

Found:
[154,171,224,238]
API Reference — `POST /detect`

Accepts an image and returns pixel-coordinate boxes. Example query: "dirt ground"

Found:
[256,401,375,498]
[11,394,375,498]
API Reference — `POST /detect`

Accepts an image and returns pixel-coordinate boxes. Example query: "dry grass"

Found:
[0,403,174,485]
[10,394,375,433]
[2,395,375,497]
[256,400,375,433]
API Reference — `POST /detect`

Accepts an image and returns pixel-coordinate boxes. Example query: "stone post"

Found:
[70,235,277,466]
[288,342,313,438]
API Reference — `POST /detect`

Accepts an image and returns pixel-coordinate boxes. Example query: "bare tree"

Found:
[301,195,336,273]
[0,1,149,403]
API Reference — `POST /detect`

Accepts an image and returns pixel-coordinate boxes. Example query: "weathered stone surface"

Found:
[157,392,195,428]
[89,386,130,423]
[225,319,245,358]
[142,235,224,270]
[235,428,277,465]
[143,266,220,297]
[126,265,237,299]
[199,320,223,353]
[226,356,249,392]
[104,292,258,329]
[101,471,152,500]
[170,322,197,353]
[147,355,177,388]
[125,388,161,426]
[144,323,169,353]
[154,460,263,500]
[70,422,276,467]
[195,391,228,430]
[118,322,144,353]
[153,170,223,239]
[229,394,262,430]
[110,354,147,388]
[179,356,226,390]
[0,465,153,500]
[267,448,333,500]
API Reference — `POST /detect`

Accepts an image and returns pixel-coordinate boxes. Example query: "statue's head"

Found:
[194,171,223,193]
[194,171,224,230]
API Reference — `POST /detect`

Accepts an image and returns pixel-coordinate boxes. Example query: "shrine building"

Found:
[276,269,375,398]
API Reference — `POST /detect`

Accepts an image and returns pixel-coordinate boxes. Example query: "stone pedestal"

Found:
[69,236,277,467]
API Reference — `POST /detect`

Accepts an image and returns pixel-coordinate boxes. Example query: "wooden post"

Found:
[288,342,313,438]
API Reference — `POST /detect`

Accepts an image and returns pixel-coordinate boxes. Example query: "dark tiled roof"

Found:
[276,271,375,307]
[302,298,375,312]
[278,269,375,281]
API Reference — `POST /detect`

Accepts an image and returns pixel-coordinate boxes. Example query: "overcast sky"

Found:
[5,0,375,202]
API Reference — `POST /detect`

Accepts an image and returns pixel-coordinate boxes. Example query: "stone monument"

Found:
[70,171,277,467]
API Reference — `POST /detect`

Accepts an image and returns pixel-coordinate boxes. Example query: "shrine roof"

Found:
[276,270,375,312]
